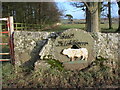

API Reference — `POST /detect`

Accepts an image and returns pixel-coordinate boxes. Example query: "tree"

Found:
[84,2,100,32]
[108,2,113,29]
[71,2,101,32]
[65,14,73,22]
[116,1,120,32]
[101,2,113,29]
[2,2,62,29]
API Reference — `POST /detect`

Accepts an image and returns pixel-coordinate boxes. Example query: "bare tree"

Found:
[116,1,120,32]
[85,2,100,32]
[108,2,113,29]
[71,2,101,32]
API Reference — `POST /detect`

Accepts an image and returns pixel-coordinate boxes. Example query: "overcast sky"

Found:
[55,1,119,19]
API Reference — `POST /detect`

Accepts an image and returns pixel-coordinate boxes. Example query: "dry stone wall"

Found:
[95,33,119,61]
[14,31,55,66]
[14,30,120,70]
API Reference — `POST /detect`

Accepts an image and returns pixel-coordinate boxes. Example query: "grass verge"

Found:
[2,57,120,88]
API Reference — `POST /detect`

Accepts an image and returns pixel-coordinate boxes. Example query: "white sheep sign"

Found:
[62,48,88,61]
[51,29,95,70]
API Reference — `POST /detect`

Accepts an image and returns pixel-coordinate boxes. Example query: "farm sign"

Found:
[52,29,95,70]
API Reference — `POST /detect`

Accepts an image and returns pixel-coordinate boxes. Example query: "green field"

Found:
[41,23,118,33]
[2,22,118,33]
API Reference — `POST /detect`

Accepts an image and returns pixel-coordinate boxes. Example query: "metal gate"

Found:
[0,16,15,64]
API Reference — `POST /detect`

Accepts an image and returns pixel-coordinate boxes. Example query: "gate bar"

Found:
[0,59,10,61]
[0,18,8,21]
[0,31,9,33]
[0,43,8,45]
[0,53,10,55]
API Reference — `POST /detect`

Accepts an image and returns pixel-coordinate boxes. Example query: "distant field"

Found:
[44,23,118,33]
[44,24,85,32]
[100,23,118,32]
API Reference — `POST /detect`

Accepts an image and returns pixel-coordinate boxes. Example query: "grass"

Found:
[2,57,120,88]
[100,23,118,33]
[40,23,118,33]
[40,24,86,32]
[45,59,64,71]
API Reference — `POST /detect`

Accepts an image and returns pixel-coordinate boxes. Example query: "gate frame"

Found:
[0,16,15,64]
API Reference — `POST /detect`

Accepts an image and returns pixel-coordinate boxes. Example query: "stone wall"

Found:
[93,33,120,63]
[14,31,54,66]
[14,30,120,67]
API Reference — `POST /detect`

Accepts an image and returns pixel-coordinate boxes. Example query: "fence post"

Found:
[9,16,14,35]
[8,16,15,65]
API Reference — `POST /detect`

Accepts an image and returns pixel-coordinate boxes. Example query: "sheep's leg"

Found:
[84,57,87,61]
[70,57,72,61]
[81,55,84,60]
[71,57,74,61]
[85,56,88,61]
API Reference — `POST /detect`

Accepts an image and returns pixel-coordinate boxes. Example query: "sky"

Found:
[55,1,119,19]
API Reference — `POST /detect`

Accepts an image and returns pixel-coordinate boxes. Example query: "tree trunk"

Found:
[116,1,120,32]
[98,2,102,32]
[117,9,120,32]
[108,2,113,29]
[118,9,120,31]
[86,2,99,32]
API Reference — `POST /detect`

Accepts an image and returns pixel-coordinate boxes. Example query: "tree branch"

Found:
[83,1,98,14]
